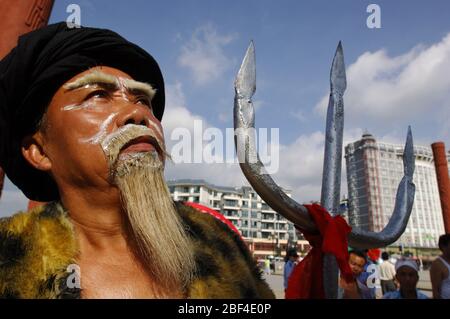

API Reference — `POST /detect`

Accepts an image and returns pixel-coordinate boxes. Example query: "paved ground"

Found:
[262,273,285,299]
[262,270,433,299]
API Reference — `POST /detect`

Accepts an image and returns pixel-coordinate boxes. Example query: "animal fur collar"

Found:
[0,201,274,299]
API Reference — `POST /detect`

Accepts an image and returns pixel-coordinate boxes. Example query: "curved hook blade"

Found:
[234,41,316,233]
[348,127,416,248]
[235,41,256,100]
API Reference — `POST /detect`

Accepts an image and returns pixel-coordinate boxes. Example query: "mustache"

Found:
[101,124,168,166]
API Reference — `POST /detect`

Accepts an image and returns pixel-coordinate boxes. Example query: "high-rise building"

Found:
[345,133,449,248]
[167,179,309,258]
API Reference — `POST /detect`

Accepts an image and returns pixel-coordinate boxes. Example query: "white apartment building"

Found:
[345,133,449,248]
[168,179,309,258]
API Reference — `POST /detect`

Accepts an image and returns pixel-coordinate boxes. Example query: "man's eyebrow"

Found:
[122,78,156,100]
[63,70,118,91]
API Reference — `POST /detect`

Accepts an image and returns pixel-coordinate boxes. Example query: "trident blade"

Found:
[321,41,347,299]
[348,127,416,248]
[321,41,347,214]
[235,41,256,100]
[404,126,415,179]
[234,42,316,232]
[330,41,347,93]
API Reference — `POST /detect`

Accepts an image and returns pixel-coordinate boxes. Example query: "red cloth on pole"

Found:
[285,204,353,299]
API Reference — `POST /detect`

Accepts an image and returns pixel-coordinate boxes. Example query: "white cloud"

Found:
[162,81,246,186]
[268,128,367,204]
[314,33,450,141]
[290,109,307,123]
[161,83,373,207]
[178,24,236,86]
[162,82,206,135]
[270,131,325,203]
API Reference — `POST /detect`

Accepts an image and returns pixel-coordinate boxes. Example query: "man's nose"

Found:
[116,104,149,128]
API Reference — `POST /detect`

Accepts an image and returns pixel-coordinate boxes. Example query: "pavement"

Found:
[262,273,285,299]
[262,270,433,299]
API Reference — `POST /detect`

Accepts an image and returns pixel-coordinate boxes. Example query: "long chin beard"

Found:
[112,152,196,295]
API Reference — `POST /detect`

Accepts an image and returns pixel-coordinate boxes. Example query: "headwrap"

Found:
[0,22,165,201]
[395,258,419,272]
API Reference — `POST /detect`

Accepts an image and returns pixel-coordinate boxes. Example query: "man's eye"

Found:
[135,96,151,107]
[85,90,110,101]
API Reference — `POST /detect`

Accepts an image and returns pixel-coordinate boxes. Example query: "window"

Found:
[225,199,238,207]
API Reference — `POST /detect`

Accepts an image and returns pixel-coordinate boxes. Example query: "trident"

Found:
[233,41,415,299]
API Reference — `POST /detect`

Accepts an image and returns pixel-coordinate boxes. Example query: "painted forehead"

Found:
[63,70,156,99]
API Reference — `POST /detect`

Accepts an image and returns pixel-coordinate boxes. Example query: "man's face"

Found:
[36,66,165,194]
[28,66,196,292]
[440,242,450,258]
[395,266,419,291]
[349,253,366,277]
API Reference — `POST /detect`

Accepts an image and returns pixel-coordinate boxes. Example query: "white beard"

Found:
[103,125,196,295]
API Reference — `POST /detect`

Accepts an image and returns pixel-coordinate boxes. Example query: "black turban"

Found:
[0,22,165,202]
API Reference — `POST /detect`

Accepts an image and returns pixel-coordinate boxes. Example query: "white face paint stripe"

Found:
[117,77,129,101]
[61,100,96,111]
[146,119,163,139]
[79,113,117,145]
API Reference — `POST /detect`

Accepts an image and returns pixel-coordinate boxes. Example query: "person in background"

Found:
[430,233,450,299]
[264,258,271,275]
[356,249,378,299]
[340,250,376,299]
[284,249,299,291]
[379,252,397,295]
[382,259,429,299]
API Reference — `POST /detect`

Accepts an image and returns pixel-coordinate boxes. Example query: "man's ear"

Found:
[21,133,52,171]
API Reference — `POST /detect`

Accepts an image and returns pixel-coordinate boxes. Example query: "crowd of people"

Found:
[279,233,450,299]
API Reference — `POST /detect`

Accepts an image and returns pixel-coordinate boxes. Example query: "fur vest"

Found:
[0,201,274,299]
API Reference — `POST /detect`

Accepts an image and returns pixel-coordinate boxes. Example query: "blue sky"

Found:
[1,0,450,216]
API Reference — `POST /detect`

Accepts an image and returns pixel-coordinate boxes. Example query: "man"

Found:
[382,258,428,299]
[379,252,397,295]
[283,249,299,291]
[264,258,271,275]
[0,22,275,299]
[340,250,375,299]
[430,234,450,299]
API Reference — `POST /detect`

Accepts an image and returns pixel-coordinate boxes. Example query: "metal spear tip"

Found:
[330,41,347,93]
[235,41,256,100]
[403,125,415,178]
